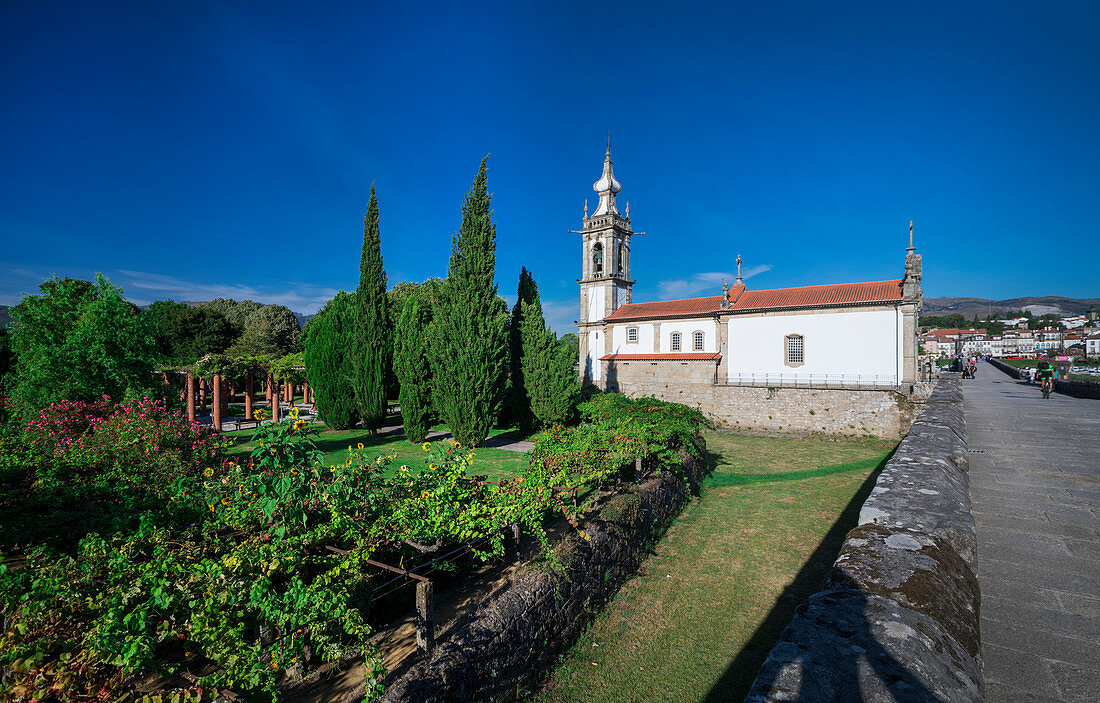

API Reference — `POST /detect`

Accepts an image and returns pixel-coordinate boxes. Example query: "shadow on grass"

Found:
[703,456,885,489]
[701,451,894,703]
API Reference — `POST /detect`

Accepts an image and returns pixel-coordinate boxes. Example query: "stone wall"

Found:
[987,357,1023,379]
[604,359,921,439]
[988,357,1100,398]
[744,373,984,702]
[379,440,707,703]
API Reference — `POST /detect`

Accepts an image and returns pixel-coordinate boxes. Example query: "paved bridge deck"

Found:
[963,362,1100,702]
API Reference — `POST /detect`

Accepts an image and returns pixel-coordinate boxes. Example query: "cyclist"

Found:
[1036,359,1054,399]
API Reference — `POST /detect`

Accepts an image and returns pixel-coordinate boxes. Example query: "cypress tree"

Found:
[302,292,358,430]
[520,288,579,429]
[352,185,391,432]
[430,157,509,446]
[506,267,538,431]
[393,295,433,443]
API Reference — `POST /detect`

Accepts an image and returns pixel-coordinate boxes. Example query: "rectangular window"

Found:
[786,335,804,364]
[627,327,638,343]
[671,333,681,351]
[693,331,705,351]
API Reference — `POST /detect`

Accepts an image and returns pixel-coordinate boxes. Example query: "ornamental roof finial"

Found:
[735,254,743,286]
[584,198,588,219]
[908,220,915,252]
[592,137,622,217]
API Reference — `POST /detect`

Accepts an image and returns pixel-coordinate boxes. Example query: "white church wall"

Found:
[587,329,604,381]
[587,288,605,322]
[658,320,716,353]
[611,323,655,353]
[726,308,899,385]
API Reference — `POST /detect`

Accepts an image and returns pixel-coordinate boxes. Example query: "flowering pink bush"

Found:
[24,396,226,489]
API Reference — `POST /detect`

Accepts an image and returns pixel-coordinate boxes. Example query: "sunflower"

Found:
[422,442,431,452]
[421,491,431,499]
[345,458,352,467]
[208,504,215,512]
[357,442,364,450]
[429,464,437,471]
[221,497,231,505]
[203,467,214,477]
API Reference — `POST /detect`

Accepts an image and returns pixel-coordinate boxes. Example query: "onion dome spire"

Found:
[592,137,622,217]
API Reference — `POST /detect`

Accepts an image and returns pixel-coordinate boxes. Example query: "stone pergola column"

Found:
[266,375,274,406]
[286,382,295,409]
[198,378,207,414]
[302,381,310,409]
[186,372,196,423]
[244,372,254,419]
[212,374,223,432]
[272,387,281,422]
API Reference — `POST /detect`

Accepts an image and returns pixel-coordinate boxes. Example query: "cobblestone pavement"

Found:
[962,361,1100,703]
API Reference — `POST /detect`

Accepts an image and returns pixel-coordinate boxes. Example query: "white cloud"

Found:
[656,265,773,301]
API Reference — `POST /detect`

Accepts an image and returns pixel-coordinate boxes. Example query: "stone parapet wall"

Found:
[604,359,920,439]
[379,440,706,703]
[987,357,1023,379]
[744,373,984,702]
[987,357,1100,398]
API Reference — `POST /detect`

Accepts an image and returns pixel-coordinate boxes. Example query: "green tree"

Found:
[393,295,434,443]
[302,292,358,430]
[430,158,509,446]
[228,305,301,358]
[505,267,539,431]
[9,275,158,410]
[520,288,579,428]
[200,298,263,331]
[352,185,391,432]
[384,281,421,399]
[146,301,236,364]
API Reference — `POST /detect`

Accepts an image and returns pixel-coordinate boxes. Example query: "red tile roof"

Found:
[604,295,725,321]
[602,280,905,322]
[599,353,721,361]
[730,279,903,312]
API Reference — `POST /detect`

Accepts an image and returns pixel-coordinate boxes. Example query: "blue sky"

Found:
[2,1,1097,333]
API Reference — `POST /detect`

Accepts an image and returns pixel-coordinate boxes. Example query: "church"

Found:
[574,146,925,438]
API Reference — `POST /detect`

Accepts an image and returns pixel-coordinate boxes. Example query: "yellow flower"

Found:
[291,468,298,475]
[203,467,214,477]
[221,497,231,505]
[421,491,431,499]
[345,458,352,466]
[330,464,336,471]
[208,504,215,512]
[429,464,437,471]
[293,419,305,431]
[357,443,364,449]
[453,441,461,449]
[422,442,431,452]
[330,466,336,473]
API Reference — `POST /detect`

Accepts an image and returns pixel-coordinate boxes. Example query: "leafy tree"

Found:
[228,305,300,358]
[520,288,579,428]
[393,295,434,443]
[351,185,391,432]
[557,332,580,358]
[200,298,263,330]
[430,158,509,446]
[986,320,1005,335]
[384,281,421,399]
[146,301,236,364]
[505,268,539,431]
[9,275,158,410]
[302,292,359,429]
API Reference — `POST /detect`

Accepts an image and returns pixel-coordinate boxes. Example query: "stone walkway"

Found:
[962,361,1100,702]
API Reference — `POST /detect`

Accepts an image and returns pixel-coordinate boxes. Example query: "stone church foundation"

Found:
[603,359,923,439]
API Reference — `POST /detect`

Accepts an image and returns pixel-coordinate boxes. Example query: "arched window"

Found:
[617,242,624,274]
[785,334,804,365]
[627,327,638,343]
[693,331,705,351]
[671,332,682,352]
[592,242,604,276]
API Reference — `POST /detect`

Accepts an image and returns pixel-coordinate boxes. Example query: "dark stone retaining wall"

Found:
[987,357,1023,379]
[988,357,1100,398]
[744,373,985,702]
[379,440,706,703]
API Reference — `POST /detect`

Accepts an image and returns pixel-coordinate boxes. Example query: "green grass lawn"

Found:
[529,432,896,703]
[224,422,530,482]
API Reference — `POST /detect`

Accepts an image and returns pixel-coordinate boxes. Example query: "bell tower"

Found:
[575,140,638,384]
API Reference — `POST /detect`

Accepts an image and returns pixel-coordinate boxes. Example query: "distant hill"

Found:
[923,296,1100,319]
